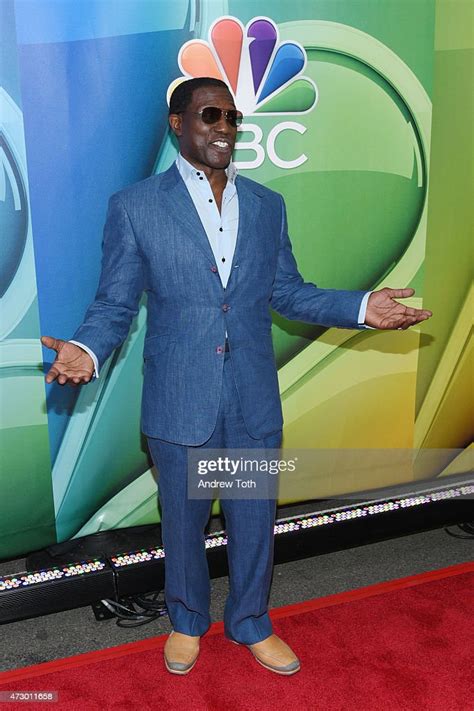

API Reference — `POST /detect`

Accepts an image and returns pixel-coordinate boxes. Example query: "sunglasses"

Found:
[178,106,243,127]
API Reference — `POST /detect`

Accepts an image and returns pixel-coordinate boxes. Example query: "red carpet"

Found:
[0,562,472,711]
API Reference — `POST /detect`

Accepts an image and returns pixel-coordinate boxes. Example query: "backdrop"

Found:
[1,0,472,559]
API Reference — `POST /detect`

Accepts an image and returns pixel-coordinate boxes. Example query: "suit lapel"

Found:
[225,176,262,290]
[160,164,216,264]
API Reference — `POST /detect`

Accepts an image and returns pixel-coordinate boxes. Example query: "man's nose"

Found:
[214,112,233,132]
[214,119,229,133]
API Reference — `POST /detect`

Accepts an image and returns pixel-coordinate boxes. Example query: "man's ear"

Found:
[169,114,182,137]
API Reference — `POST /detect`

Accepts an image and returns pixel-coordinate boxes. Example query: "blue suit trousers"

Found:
[147,351,282,644]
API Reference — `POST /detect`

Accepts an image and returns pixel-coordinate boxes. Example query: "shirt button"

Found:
[196,171,200,175]
[219,227,223,232]
[216,345,224,354]
[209,198,213,203]
[210,265,218,273]
[222,304,230,312]
[221,257,226,262]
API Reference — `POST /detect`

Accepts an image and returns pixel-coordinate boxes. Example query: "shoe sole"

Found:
[164,655,198,675]
[230,640,300,675]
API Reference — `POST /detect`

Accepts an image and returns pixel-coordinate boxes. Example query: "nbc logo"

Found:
[167,16,318,170]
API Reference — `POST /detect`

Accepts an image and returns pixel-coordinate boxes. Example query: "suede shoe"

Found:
[164,630,200,675]
[233,633,300,675]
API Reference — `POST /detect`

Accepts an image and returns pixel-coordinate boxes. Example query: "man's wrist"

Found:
[358,291,375,329]
[69,340,100,378]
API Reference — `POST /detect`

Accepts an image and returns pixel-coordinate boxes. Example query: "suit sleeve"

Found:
[270,195,367,329]
[71,193,145,369]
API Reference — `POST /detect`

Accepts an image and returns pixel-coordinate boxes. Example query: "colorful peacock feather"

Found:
[167,16,317,116]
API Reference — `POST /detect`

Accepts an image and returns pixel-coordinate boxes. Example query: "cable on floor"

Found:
[444,522,474,540]
[99,591,168,627]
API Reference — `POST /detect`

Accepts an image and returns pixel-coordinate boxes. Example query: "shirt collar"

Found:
[176,153,238,185]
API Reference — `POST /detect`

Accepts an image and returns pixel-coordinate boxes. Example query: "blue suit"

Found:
[73,164,366,444]
[72,163,366,642]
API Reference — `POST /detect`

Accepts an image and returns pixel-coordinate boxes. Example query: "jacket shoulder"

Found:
[109,165,176,206]
[235,174,283,203]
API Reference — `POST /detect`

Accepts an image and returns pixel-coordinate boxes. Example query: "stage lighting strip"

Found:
[111,548,165,568]
[0,560,106,592]
[108,484,473,568]
[277,484,474,533]
[109,536,229,569]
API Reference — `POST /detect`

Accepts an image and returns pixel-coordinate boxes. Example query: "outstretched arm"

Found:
[271,196,432,331]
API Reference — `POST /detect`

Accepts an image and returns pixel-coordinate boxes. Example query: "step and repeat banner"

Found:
[1,0,472,559]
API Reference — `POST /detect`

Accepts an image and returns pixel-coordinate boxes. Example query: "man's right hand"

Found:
[41,336,94,386]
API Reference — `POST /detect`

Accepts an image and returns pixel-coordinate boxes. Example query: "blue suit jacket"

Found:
[72,164,366,445]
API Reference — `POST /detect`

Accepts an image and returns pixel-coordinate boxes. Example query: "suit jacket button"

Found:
[216,345,224,354]
[222,304,230,312]
[210,265,218,272]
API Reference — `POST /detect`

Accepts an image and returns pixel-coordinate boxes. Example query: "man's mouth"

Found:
[210,139,232,152]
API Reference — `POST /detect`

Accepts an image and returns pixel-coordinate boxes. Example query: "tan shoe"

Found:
[164,630,200,675]
[234,633,300,675]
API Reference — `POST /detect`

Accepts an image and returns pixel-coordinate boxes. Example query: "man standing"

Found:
[42,78,432,676]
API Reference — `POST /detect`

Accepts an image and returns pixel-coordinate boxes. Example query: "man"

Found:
[42,77,432,676]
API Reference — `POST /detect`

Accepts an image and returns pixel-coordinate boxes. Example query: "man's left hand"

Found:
[365,288,432,330]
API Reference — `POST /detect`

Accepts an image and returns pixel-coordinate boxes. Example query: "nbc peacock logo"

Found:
[167,15,318,170]
[168,15,317,115]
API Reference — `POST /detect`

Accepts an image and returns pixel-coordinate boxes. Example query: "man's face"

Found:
[169,85,238,172]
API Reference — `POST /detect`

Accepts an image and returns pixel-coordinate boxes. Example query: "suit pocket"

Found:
[143,333,173,359]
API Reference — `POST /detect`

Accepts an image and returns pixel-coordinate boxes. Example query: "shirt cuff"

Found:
[358,291,375,329]
[69,340,100,378]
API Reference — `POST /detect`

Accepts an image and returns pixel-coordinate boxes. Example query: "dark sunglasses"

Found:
[178,106,243,127]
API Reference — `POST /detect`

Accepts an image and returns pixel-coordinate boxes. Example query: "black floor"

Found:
[0,523,472,673]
